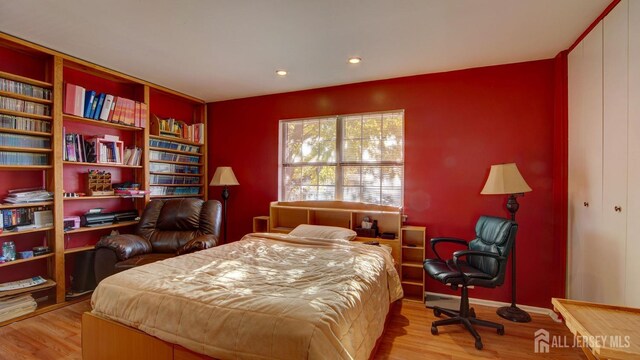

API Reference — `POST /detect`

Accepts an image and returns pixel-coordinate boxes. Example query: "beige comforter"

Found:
[91,233,403,360]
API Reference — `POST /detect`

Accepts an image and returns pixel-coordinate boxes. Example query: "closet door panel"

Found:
[568,42,586,300]
[602,0,628,305]
[570,23,604,302]
[626,0,640,307]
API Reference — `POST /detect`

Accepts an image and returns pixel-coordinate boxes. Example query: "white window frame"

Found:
[278,110,404,206]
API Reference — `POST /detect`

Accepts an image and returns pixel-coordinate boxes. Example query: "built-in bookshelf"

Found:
[0,32,207,325]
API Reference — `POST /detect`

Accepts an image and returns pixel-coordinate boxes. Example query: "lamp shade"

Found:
[481,163,531,195]
[209,167,239,186]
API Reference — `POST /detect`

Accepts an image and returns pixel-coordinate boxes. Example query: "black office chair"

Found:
[423,216,517,350]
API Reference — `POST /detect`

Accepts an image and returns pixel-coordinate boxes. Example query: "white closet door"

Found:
[568,42,585,300]
[602,0,628,306]
[568,23,604,302]
[626,0,640,307]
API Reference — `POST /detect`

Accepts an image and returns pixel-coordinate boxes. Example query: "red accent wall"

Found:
[208,59,566,308]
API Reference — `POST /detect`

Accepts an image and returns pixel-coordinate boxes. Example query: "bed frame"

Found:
[82,301,396,360]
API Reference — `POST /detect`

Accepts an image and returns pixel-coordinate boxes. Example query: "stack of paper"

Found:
[3,188,53,204]
[0,294,37,323]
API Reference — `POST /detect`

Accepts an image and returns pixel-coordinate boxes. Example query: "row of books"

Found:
[153,115,204,144]
[149,163,200,174]
[0,77,52,100]
[63,133,94,163]
[149,138,200,153]
[150,186,201,196]
[150,174,201,185]
[150,150,200,164]
[64,84,148,127]
[0,96,50,116]
[0,133,50,149]
[3,189,53,204]
[95,139,123,164]
[2,206,48,229]
[0,151,48,166]
[123,147,143,166]
[0,114,51,133]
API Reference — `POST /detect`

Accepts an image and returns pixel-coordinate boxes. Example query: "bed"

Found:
[84,231,403,360]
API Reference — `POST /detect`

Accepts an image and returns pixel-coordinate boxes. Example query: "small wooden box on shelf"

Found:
[400,226,426,302]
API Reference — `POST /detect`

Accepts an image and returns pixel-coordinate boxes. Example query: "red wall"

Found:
[207,59,565,308]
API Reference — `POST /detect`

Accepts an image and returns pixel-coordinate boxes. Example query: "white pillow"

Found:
[289,224,357,241]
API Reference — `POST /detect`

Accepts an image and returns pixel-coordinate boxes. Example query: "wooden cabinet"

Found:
[401,226,426,302]
[568,0,640,307]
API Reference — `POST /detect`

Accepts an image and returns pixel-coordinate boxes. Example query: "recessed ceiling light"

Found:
[348,57,362,64]
[276,70,287,76]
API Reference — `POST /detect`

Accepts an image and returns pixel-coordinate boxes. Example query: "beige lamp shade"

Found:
[481,163,531,195]
[209,167,239,186]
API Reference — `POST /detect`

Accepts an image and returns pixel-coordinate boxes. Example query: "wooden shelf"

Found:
[0,127,51,137]
[402,246,425,250]
[0,145,51,153]
[0,279,56,299]
[401,260,423,268]
[63,161,142,169]
[0,226,54,238]
[64,220,139,234]
[149,159,202,166]
[150,194,203,199]
[150,172,202,177]
[63,196,124,201]
[0,253,54,268]
[0,70,52,88]
[0,108,51,121]
[63,113,143,131]
[401,280,423,286]
[0,31,208,324]
[0,164,51,171]
[0,90,53,105]
[64,245,94,254]
[0,201,53,209]
[150,135,202,147]
[149,183,202,187]
[149,146,201,156]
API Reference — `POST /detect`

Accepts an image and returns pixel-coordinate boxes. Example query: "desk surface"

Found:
[552,298,640,359]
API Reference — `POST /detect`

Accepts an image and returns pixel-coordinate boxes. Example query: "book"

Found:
[93,93,106,120]
[83,90,96,118]
[74,86,85,117]
[99,94,114,120]
[63,83,77,115]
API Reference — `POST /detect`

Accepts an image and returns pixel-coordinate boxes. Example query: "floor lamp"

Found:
[209,166,239,243]
[481,163,532,323]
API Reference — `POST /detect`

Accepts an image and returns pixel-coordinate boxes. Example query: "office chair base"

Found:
[431,306,505,350]
[497,305,532,323]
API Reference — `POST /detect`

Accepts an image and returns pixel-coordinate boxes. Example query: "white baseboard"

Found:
[425,291,561,322]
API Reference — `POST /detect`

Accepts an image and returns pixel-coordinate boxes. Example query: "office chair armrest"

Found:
[452,250,505,270]
[430,237,468,261]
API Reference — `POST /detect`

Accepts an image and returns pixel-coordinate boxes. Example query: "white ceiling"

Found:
[1,0,610,102]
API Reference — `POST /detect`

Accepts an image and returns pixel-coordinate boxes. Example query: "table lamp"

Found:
[209,166,239,243]
[481,162,532,323]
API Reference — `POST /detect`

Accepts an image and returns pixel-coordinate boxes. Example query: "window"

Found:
[279,111,404,207]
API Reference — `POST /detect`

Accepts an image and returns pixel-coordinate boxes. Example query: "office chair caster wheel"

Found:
[497,327,505,335]
[475,339,483,350]
[469,308,476,318]
[431,325,438,335]
[433,308,442,317]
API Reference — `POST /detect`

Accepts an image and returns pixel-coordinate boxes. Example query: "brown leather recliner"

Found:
[94,198,222,283]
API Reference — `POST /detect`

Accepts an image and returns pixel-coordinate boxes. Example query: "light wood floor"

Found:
[0,299,584,359]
